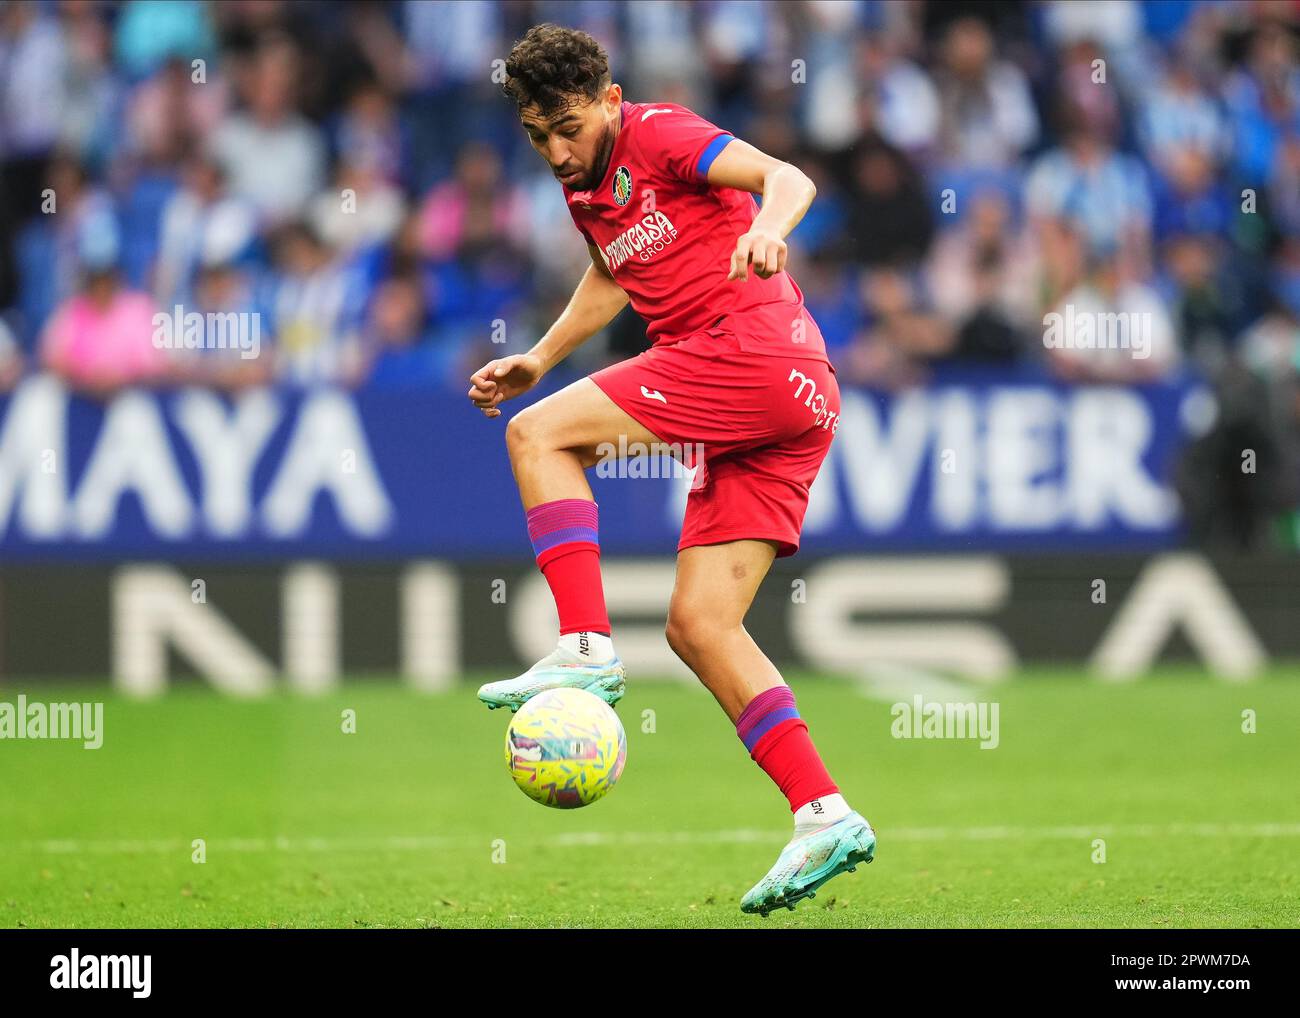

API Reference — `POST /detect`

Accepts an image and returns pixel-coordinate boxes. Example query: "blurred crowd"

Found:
[0,0,1298,543]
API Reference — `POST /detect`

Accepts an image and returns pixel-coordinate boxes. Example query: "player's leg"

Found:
[504,376,662,506]
[477,377,663,711]
[665,539,784,721]
[667,540,846,808]
[665,538,874,916]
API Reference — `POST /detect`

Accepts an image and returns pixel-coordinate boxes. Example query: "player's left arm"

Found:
[705,139,816,282]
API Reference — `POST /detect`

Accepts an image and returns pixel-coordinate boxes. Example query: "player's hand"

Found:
[468,353,545,418]
[728,228,787,281]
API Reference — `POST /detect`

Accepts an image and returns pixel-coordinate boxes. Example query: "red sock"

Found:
[736,686,838,812]
[526,499,610,636]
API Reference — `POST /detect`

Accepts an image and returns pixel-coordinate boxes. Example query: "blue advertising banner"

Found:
[0,367,1200,561]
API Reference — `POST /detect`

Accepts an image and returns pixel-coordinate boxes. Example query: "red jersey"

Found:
[565,101,828,360]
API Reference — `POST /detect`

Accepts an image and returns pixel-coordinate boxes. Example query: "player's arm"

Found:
[527,244,629,374]
[468,244,628,417]
[705,138,817,281]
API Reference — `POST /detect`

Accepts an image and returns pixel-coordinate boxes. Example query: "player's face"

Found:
[520,83,623,191]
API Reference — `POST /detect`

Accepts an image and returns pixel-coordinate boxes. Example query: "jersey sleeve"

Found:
[637,105,735,184]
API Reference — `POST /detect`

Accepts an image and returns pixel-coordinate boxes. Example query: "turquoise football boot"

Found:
[740,812,876,917]
[477,645,625,712]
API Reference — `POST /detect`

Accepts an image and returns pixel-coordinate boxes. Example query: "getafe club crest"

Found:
[612,165,633,206]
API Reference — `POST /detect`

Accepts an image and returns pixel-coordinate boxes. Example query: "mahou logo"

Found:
[612,165,632,206]
[601,211,678,271]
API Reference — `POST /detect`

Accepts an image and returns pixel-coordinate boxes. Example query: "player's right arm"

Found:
[468,243,627,418]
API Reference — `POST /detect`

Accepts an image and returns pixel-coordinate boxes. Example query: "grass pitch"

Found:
[2,668,1297,928]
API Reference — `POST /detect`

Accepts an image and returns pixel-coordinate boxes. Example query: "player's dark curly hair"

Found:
[502,24,611,118]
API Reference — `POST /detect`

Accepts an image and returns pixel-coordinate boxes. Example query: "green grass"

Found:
[2,668,1298,928]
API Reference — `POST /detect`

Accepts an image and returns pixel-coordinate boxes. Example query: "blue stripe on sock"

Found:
[530,525,599,558]
[742,706,799,753]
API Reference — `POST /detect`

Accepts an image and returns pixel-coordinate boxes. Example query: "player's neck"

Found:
[592,103,623,188]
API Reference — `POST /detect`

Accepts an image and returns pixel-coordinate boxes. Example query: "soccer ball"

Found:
[504,688,627,808]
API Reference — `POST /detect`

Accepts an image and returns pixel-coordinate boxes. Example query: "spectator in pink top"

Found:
[0,316,23,391]
[39,231,168,397]
[417,141,529,263]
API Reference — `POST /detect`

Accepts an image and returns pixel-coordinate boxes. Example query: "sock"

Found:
[736,685,839,815]
[558,631,615,664]
[526,498,611,636]
[793,792,852,833]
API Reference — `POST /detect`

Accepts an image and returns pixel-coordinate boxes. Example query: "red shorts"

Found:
[589,319,840,558]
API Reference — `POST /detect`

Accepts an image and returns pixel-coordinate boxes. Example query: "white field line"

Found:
[10,822,1300,856]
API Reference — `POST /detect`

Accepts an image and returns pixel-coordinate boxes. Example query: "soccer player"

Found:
[468,24,874,916]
